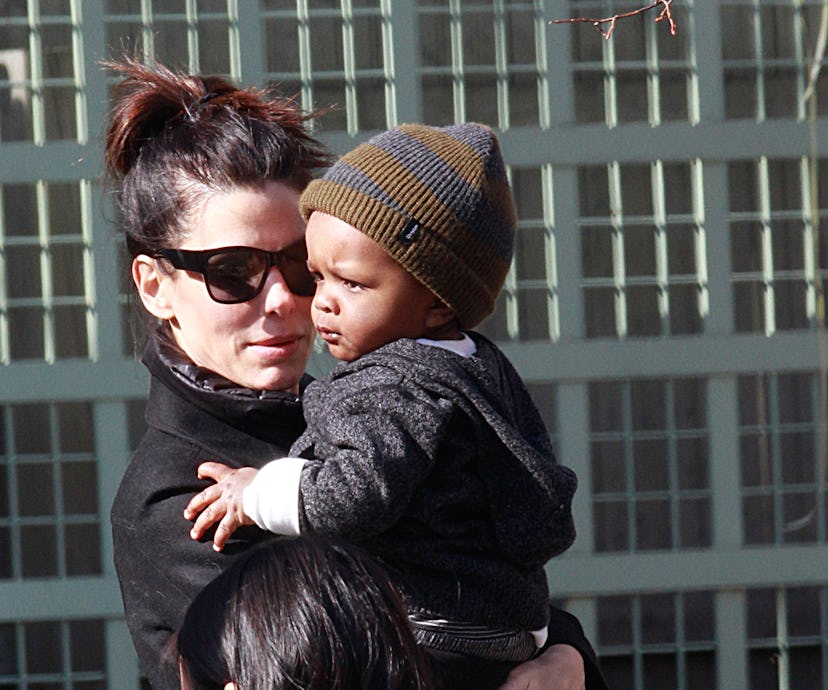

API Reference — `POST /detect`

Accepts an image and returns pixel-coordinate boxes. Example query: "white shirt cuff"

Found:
[242,457,307,535]
[531,625,549,648]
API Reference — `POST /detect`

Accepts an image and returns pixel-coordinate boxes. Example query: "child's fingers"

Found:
[183,483,222,520]
[196,461,231,481]
[189,500,225,540]
[211,515,239,552]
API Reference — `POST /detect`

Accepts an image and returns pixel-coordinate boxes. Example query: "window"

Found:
[1,402,100,579]
[728,157,828,334]
[104,0,234,75]
[480,165,560,341]
[568,0,697,126]
[0,618,107,688]
[263,0,388,133]
[590,377,710,552]
[579,161,707,339]
[747,587,828,689]
[0,3,82,144]
[739,372,825,545]
[721,2,827,121]
[597,591,717,690]
[1,182,93,362]
[418,0,551,127]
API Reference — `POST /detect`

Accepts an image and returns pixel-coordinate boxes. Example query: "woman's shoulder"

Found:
[111,428,204,521]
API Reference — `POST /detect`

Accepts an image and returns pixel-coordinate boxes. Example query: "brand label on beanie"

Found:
[398,217,421,243]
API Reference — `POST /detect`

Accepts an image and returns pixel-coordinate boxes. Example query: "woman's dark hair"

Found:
[176,535,435,690]
[104,56,331,259]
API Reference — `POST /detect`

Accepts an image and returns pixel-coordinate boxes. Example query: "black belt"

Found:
[408,614,537,662]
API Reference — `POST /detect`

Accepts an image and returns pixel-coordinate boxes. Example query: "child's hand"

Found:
[184,462,259,551]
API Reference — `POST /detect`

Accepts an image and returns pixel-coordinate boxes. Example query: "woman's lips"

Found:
[248,335,303,359]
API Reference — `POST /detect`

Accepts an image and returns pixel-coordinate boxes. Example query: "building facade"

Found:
[1,1,827,688]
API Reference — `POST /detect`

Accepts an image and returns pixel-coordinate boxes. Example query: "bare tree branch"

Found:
[551,0,677,40]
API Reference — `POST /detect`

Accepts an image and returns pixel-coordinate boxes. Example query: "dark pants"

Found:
[425,648,519,690]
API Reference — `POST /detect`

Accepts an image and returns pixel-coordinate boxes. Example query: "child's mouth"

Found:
[316,326,340,343]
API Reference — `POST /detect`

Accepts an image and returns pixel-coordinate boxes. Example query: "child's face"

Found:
[305,211,439,362]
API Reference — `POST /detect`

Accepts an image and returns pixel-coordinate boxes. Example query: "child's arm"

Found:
[183,462,259,551]
[187,369,451,547]
[185,457,309,550]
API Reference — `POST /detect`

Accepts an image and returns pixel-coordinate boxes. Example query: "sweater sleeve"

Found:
[242,457,307,534]
[295,371,453,539]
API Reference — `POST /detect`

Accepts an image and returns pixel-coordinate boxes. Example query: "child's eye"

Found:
[343,279,364,290]
[309,270,323,283]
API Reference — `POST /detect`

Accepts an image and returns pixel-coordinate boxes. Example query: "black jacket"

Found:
[294,334,577,631]
[110,336,308,690]
[111,333,608,690]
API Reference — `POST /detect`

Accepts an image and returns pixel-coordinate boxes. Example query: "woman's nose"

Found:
[262,266,297,314]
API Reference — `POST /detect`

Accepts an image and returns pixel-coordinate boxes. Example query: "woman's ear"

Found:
[132,255,176,320]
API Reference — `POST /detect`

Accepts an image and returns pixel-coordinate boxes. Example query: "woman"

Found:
[105,57,605,690]
[177,534,435,690]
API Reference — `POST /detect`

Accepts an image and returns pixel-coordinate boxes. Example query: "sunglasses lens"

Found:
[204,249,268,303]
[276,242,316,297]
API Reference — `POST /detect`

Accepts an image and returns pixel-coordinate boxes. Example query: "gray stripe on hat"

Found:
[324,160,409,216]
[372,127,514,260]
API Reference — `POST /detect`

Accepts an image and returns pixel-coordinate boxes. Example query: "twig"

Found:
[551,0,677,40]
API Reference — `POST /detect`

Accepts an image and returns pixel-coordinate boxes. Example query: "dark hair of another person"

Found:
[176,535,435,690]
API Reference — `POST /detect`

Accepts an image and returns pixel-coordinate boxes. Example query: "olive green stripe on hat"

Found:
[299,122,517,328]
[363,123,515,261]
[401,124,516,257]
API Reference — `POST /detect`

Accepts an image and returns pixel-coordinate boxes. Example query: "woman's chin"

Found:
[244,365,305,393]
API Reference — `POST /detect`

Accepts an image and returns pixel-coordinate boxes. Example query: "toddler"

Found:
[185,123,578,689]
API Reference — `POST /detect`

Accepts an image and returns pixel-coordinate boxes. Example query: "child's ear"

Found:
[424,298,457,330]
[132,255,176,320]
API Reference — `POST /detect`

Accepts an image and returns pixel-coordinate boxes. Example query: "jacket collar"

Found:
[141,332,308,449]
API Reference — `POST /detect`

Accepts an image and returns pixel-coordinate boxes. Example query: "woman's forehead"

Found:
[182,182,305,250]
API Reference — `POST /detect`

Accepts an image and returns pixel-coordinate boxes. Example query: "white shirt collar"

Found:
[416,332,477,357]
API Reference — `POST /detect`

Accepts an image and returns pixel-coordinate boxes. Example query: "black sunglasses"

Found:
[158,240,316,304]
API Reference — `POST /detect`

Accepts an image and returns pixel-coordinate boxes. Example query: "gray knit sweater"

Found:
[290,332,577,632]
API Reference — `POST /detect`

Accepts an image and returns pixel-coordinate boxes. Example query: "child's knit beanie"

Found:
[299,123,516,328]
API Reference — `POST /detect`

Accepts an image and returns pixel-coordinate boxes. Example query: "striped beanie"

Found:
[299,123,516,328]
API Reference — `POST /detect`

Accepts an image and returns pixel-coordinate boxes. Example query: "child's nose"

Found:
[312,285,336,314]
